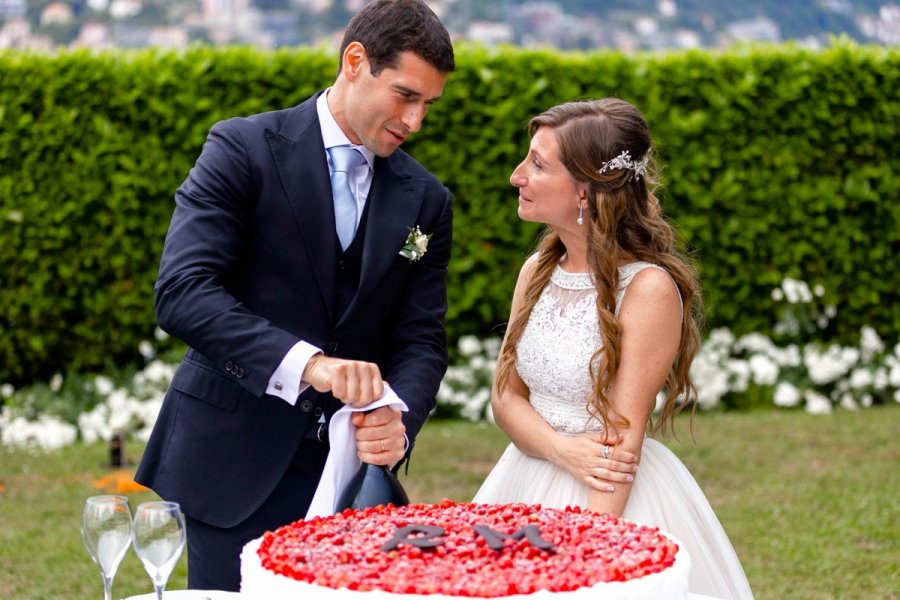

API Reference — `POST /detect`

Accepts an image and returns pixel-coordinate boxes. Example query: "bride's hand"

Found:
[302,355,384,408]
[551,433,638,493]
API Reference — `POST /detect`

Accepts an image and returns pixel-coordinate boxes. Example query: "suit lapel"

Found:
[337,155,426,327]
[265,96,337,323]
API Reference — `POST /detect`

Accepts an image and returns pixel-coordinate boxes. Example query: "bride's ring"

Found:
[601,444,610,460]
[380,439,386,453]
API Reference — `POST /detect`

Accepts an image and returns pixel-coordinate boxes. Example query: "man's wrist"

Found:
[267,341,322,404]
[302,353,322,385]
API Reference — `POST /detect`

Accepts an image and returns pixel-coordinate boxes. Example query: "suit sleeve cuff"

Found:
[266,341,322,405]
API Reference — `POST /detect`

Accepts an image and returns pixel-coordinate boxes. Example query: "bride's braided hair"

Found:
[495,98,704,435]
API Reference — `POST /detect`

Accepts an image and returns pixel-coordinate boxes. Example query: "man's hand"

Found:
[302,355,384,408]
[352,407,406,467]
[550,432,638,493]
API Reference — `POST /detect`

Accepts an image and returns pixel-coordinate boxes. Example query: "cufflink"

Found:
[274,382,284,392]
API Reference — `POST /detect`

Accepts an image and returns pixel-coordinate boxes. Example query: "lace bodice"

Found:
[516,262,666,434]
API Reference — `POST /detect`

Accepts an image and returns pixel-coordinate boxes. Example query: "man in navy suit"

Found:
[135,0,455,590]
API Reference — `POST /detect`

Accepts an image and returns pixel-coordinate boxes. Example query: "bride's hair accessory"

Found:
[577,205,584,226]
[598,149,649,181]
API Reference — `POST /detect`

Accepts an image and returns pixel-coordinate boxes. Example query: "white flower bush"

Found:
[1,278,898,449]
[429,279,899,421]
[0,412,77,452]
[78,360,172,444]
[435,335,500,422]
[748,354,779,386]
[773,381,801,407]
[431,324,898,421]
[804,389,833,414]
[770,277,835,336]
[1,354,172,451]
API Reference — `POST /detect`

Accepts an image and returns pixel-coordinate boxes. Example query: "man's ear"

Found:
[341,41,368,80]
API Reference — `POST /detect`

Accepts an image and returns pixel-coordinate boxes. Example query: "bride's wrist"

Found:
[546,434,566,468]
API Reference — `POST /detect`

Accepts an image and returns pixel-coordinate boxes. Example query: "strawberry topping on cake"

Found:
[258,500,679,597]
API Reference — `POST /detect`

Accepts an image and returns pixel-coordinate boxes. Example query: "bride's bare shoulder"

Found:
[521,252,541,274]
[509,253,545,308]
[512,252,544,290]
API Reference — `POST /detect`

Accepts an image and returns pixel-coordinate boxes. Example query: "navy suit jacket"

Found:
[136,93,451,528]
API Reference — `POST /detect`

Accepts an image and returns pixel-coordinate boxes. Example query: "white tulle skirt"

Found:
[473,438,754,600]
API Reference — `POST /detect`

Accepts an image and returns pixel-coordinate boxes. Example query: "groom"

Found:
[135,0,455,590]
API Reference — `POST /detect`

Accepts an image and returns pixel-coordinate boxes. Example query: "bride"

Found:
[473,98,753,600]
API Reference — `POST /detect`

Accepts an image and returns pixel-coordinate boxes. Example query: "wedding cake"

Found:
[240,500,690,599]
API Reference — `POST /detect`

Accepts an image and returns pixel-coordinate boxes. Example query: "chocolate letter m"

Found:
[473,524,555,552]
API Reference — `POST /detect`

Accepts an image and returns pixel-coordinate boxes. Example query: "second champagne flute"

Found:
[132,501,186,599]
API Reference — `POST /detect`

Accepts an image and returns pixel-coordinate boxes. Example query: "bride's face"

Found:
[510,126,586,229]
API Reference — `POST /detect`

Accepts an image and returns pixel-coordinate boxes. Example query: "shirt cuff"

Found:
[266,341,322,405]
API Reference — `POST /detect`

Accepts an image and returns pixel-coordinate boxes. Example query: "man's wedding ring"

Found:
[380,439,386,453]
[601,444,610,459]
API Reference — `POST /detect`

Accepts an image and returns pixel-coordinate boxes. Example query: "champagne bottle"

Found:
[335,462,410,511]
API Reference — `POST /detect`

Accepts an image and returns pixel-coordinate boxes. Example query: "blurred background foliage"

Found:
[1,41,898,385]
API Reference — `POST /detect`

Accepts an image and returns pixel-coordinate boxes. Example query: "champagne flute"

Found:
[81,495,133,600]
[132,501,186,599]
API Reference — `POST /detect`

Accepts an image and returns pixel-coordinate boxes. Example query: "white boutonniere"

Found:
[399,226,431,262]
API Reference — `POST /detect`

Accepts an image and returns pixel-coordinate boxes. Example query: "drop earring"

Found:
[577,205,584,226]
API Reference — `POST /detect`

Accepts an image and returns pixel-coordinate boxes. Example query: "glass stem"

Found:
[155,583,165,600]
[101,574,113,600]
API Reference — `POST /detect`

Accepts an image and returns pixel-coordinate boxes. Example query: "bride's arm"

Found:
[587,267,684,516]
[491,256,639,493]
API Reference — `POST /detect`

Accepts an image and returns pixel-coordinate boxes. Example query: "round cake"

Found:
[240,500,690,599]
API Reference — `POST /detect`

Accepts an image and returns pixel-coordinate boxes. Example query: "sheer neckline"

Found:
[550,267,593,290]
[550,262,658,290]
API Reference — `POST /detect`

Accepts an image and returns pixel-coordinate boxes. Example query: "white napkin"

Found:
[304,387,408,519]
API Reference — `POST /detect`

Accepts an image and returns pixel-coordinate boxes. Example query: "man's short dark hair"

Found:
[339,0,455,76]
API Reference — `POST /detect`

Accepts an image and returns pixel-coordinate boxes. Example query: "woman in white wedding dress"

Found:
[473,99,753,600]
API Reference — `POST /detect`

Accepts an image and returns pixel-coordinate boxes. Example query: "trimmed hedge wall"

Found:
[1,42,898,385]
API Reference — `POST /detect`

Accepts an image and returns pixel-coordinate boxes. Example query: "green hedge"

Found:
[1,42,898,385]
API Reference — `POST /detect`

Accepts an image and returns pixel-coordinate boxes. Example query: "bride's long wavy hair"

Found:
[495,98,704,435]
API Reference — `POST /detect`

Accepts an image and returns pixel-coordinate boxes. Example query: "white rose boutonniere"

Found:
[399,226,432,262]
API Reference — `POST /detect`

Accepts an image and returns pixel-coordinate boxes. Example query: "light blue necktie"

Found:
[328,146,366,250]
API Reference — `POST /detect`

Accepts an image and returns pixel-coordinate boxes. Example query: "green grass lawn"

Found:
[1,406,897,599]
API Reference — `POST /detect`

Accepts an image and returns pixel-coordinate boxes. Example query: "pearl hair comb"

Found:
[598,150,649,181]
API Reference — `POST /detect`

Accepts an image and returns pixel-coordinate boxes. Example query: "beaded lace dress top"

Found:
[516,262,666,435]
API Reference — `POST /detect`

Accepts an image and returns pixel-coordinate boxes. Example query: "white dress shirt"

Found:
[265,89,375,405]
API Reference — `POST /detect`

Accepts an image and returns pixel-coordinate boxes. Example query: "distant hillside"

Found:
[457,0,885,43]
[8,0,895,49]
